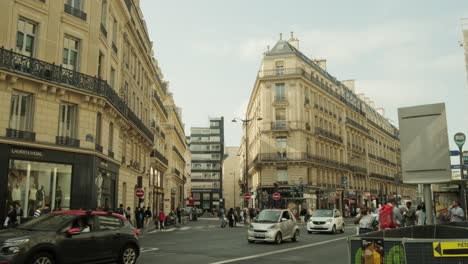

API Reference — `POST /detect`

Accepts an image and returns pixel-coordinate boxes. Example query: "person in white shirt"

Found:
[354,206,377,234]
[449,201,465,223]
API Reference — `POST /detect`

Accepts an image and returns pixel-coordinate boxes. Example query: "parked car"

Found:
[307,209,344,234]
[247,209,300,244]
[0,210,140,264]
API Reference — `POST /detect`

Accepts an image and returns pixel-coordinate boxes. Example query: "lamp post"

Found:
[232,115,262,208]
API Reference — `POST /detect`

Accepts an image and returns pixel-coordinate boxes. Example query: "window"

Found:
[98,52,104,78]
[112,19,117,44]
[63,36,80,71]
[277,169,288,183]
[96,113,102,145]
[276,137,287,158]
[275,83,285,100]
[110,67,115,89]
[16,18,37,57]
[97,215,122,230]
[275,108,286,121]
[67,0,82,10]
[58,103,77,138]
[109,122,114,151]
[275,61,284,75]
[9,91,33,131]
[100,0,107,28]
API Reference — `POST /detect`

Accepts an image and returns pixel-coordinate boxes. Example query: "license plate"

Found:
[254,233,265,238]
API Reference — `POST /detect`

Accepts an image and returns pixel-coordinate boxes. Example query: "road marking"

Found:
[208,236,349,264]
[195,226,204,229]
[140,247,159,253]
[148,227,176,233]
[180,227,191,231]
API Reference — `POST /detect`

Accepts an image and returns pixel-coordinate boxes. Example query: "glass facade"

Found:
[7,159,72,216]
[96,169,116,210]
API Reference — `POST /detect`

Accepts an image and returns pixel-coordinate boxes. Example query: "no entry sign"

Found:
[136,188,144,198]
[244,193,251,200]
[273,192,281,201]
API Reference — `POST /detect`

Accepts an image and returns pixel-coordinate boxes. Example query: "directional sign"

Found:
[273,192,281,201]
[433,242,468,257]
[244,193,251,201]
[451,150,460,156]
[454,133,466,148]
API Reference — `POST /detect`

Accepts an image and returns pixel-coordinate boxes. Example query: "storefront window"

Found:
[8,159,72,217]
[96,170,116,210]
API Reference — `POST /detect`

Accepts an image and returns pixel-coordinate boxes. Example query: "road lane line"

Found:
[180,227,191,231]
[208,236,349,264]
[140,247,159,253]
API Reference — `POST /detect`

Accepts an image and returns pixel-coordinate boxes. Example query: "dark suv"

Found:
[0,210,140,264]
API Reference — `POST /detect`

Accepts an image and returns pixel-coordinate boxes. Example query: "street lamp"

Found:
[232,115,262,208]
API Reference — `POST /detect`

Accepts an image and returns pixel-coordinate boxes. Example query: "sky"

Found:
[140,0,468,149]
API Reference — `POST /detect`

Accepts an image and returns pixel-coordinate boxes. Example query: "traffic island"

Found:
[348,223,468,264]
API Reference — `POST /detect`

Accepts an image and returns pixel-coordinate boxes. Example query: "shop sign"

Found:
[11,148,44,157]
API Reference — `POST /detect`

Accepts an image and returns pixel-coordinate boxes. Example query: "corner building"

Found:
[0,0,168,221]
[243,37,416,213]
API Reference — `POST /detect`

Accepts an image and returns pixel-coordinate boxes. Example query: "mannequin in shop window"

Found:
[55,186,62,210]
[95,174,104,208]
[29,184,37,209]
[37,186,45,207]
[12,184,21,203]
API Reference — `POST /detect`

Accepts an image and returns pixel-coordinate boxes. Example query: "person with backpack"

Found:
[379,198,402,229]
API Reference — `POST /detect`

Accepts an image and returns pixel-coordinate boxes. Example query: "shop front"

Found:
[0,144,118,222]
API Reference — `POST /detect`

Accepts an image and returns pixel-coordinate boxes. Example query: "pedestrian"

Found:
[41,204,51,215]
[3,204,17,228]
[300,208,307,223]
[448,201,465,222]
[415,204,426,226]
[219,207,226,228]
[159,210,166,230]
[125,206,132,222]
[137,207,145,228]
[14,202,23,224]
[227,208,235,228]
[116,204,125,216]
[240,209,244,225]
[145,207,152,228]
[355,206,377,234]
[176,207,182,225]
[403,201,416,226]
[33,206,41,218]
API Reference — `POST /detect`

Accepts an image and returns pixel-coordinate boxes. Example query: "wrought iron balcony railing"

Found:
[152,90,168,118]
[345,118,370,134]
[254,152,349,170]
[367,119,399,140]
[315,127,343,143]
[108,151,114,159]
[64,4,87,21]
[271,121,288,130]
[150,148,169,166]
[56,136,80,147]
[350,166,367,175]
[0,48,153,141]
[369,173,394,182]
[7,128,36,141]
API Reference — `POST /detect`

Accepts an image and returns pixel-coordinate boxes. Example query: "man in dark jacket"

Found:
[176,207,182,224]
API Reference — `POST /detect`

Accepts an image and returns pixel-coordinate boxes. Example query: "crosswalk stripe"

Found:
[180,227,191,231]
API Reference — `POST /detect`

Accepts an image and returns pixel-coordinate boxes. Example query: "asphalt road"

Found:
[137,217,356,264]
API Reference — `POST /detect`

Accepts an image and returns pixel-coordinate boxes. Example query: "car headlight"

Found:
[326,219,332,223]
[268,224,278,229]
[3,246,21,255]
[5,239,29,246]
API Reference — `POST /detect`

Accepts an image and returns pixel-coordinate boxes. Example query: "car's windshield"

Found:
[313,210,333,218]
[16,213,76,231]
[254,210,280,223]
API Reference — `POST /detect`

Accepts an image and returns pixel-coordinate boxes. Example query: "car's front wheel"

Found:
[29,252,55,264]
[275,232,282,244]
[119,245,138,264]
[291,229,300,242]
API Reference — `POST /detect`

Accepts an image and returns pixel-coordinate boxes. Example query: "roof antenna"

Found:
[279,33,283,40]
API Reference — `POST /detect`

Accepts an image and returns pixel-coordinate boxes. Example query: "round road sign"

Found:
[244,193,251,200]
[454,132,466,148]
[136,188,144,198]
[273,192,281,201]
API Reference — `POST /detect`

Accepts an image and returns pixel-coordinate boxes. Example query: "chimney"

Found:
[376,107,385,116]
[279,33,283,40]
[288,31,300,50]
[314,59,327,71]
[341,80,355,92]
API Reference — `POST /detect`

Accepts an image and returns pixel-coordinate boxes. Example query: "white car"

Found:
[307,209,345,234]
[247,209,300,244]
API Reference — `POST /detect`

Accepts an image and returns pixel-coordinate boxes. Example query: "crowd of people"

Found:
[3,201,50,228]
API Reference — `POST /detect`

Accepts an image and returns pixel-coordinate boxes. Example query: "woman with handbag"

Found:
[354,206,377,234]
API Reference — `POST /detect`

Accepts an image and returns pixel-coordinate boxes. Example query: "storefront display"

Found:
[7,159,72,217]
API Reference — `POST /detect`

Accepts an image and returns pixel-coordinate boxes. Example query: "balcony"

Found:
[315,127,343,144]
[150,149,169,166]
[254,152,349,170]
[350,166,367,175]
[173,168,181,177]
[100,24,107,38]
[95,144,103,153]
[152,91,168,118]
[367,119,399,140]
[369,173,394,182]
[129,160,141,171]
[345,118,370,134]
[271,121,288,131]
[0,48,153,142]
[6,129,36,141]
[64,4,87,21]
[56,136,80,147]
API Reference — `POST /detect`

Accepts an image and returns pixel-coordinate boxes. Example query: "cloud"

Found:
[238,37,275,60]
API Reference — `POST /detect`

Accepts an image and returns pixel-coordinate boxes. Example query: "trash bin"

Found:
[348,224,468,264]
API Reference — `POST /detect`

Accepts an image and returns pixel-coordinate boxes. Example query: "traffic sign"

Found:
[136,188,144,198]
[433,242,468,257]
[273,192,281,201]
[244,193,251,201]
[454,133,466,148]
[450,150,460,156]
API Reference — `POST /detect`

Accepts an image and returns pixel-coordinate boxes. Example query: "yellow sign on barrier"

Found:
[433,242,468,257]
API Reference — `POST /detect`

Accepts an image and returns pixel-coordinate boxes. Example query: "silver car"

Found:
[247,209,300,244]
